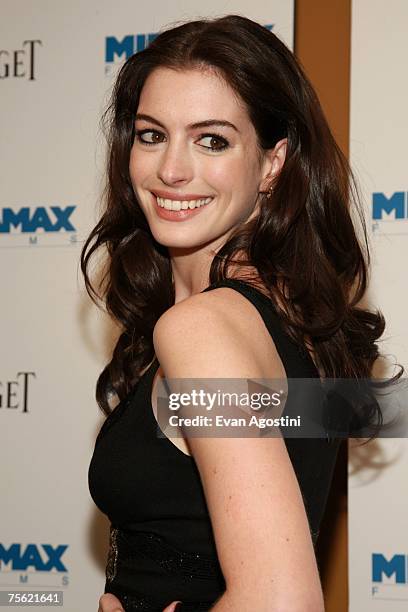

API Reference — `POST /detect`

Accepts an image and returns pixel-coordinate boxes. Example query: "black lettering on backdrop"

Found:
[0,40,42,80]
[0,372,36,412]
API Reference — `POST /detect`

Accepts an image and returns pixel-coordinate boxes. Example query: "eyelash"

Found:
[134,129,230,152]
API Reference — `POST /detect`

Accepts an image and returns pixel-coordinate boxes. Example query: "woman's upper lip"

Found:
[151,189,213,201]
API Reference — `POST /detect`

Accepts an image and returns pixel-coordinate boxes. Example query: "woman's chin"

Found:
[151,230,215,251]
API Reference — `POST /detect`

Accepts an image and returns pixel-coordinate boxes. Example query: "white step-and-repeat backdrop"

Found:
[349,1,408,610]
[0,2,294,609]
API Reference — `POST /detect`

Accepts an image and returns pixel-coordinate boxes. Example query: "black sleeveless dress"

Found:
[88,279,341,611]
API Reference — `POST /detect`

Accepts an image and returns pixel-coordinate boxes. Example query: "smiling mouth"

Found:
[155,196,213,211]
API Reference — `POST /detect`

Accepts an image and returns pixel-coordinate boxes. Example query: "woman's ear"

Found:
[259,137,287,192]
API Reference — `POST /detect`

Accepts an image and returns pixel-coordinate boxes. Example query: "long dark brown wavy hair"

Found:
[81,14,402,418]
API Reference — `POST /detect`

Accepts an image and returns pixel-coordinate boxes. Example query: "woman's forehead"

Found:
[137,66,249,128]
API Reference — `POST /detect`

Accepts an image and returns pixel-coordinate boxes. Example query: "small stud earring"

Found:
[266,187,273,199]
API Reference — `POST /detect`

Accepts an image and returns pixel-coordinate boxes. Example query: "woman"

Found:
[82,14,390,612]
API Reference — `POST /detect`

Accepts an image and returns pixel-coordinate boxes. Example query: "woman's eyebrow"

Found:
[188,119,239,132]
[135,113,239,132]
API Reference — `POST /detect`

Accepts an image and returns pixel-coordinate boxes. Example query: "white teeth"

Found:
[156,196,213,210]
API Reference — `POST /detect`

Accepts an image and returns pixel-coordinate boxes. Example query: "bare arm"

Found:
[153,293,324,612]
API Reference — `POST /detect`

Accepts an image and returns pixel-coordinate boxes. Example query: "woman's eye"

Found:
[198,134,229,151]
[135,130,165,145]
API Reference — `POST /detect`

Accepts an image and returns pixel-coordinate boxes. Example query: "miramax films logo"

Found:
[0,205,77,248]
[0,542,69,587]
[372,552,408,601]
[372,191,408,235]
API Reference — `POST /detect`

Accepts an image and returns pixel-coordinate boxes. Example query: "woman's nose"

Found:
[157,141,194,185]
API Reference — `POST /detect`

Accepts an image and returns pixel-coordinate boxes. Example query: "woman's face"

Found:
[129,66,280,251]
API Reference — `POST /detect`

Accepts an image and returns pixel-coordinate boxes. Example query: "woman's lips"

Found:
[151,193,213,222]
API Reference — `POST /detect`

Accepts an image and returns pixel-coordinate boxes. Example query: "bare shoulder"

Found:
[153,287,285,379]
